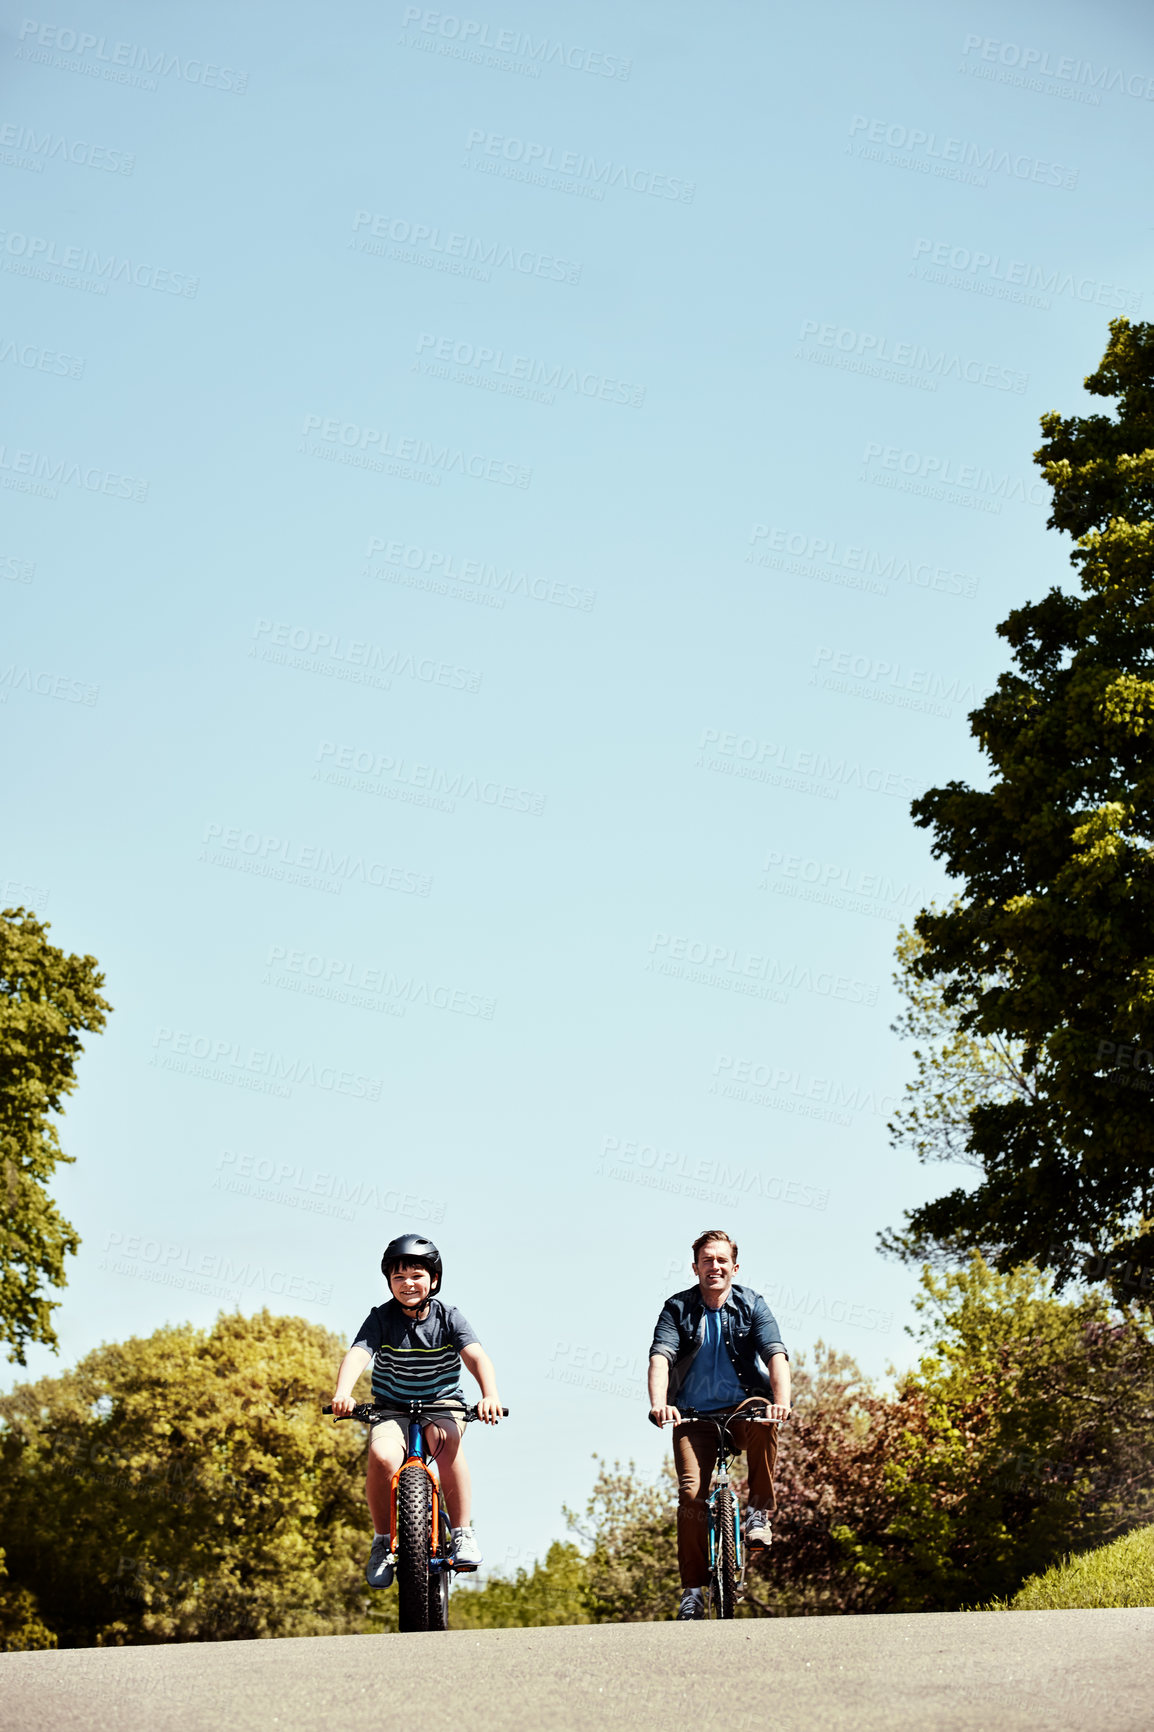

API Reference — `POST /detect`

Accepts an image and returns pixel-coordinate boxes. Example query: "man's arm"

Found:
[648,1353,681,1426]
[331,1344,372,1416]
[460,1341,502,1424]
[766,1350,791,1422]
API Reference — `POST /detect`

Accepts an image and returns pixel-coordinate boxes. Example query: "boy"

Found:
[331,1233,502,1588]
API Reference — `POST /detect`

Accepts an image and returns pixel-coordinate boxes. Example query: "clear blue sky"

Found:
[3,0,1152,1572]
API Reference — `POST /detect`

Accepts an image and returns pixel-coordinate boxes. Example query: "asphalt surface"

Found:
[2,1609,1151,1731]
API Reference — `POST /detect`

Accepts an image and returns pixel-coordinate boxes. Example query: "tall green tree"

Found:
[889,319,1154,1304]
[0,1310,372,1646]
[0,907,110,1363]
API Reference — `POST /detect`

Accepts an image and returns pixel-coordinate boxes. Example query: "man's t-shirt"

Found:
[675,1305,747,1412]
[353,1298,480,1408]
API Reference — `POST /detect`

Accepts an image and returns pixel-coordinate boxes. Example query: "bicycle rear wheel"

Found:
[396,1464,432,1632]
[428,1507,451,1631]
[712,1486,737,1619]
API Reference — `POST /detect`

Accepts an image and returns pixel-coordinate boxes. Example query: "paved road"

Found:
[2,1609,1150,1732]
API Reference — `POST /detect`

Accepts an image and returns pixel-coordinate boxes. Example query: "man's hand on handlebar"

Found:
[762,1402,791,1424]
[650,1404,682,1427]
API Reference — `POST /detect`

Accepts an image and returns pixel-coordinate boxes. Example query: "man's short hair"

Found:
[692,1229,738,1264]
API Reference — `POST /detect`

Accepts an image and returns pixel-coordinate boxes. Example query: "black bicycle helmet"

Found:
[381,1234,442,1295]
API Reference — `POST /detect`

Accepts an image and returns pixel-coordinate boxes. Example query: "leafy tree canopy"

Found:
[0,1310,372,1646]
[892,319,1154,1302]
[0,907,110,1362]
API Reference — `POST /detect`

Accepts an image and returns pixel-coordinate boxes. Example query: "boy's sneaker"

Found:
[452,1525,482,1570]
[745,1507,772,1549]
[365,1536,394,1590]
[676,1587,705,1621]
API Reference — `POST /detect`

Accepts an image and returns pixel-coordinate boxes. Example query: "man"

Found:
[648,1229,791,1621]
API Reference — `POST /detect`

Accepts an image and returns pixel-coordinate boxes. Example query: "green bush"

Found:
[1002,1524,1154,1610]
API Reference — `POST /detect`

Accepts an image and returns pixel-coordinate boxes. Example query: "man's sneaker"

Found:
[676,1587,705,1620]
[365,1535,394,1589]
[745,1507,772,1549]
[452,1525,483,1570]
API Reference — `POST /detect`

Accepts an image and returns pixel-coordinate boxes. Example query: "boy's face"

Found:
[389,1260,432,1308]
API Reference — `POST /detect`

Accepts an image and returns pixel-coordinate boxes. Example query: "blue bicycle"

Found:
[651,1397,775,1618]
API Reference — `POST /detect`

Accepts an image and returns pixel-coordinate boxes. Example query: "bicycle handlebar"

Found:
[323,1403,509,1423]
[648,1400,778,1429]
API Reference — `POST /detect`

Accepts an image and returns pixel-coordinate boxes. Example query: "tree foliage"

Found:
[744,1259,1153,1613]
[891,319,1154,1303]
[0,1310,373,1647]
[449,1542,590,1628]
[0,907,111,1362]
[563,1457,679,1623]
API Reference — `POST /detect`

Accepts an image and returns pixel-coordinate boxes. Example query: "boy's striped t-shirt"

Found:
[352,1298,480,1407]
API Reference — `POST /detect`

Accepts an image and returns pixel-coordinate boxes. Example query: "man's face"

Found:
[692,1238,737,1300]
[389,1261,432,1308]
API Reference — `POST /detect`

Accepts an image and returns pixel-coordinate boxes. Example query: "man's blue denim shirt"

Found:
[649,1283,788,1400]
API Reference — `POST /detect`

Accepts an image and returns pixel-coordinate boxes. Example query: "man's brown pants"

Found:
[673,1415,778,1589]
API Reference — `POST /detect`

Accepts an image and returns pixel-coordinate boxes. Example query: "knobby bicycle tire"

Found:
[713,1485,737,1620]
[428,1509,451,1631]
[396,1464,432,1632]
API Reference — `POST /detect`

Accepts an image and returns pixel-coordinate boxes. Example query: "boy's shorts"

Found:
[369,1405,466,1447]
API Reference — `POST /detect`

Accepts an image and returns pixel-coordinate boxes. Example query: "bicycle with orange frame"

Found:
[325,1398,509,1631]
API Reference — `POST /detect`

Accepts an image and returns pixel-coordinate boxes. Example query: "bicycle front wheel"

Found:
[396,1464,432,1632]
[712,1485,737,1619]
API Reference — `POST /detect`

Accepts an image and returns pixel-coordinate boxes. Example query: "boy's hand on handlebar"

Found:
[330,1393,357,1418]
[475,1396,503,1424]
[650,1404,682,1427]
